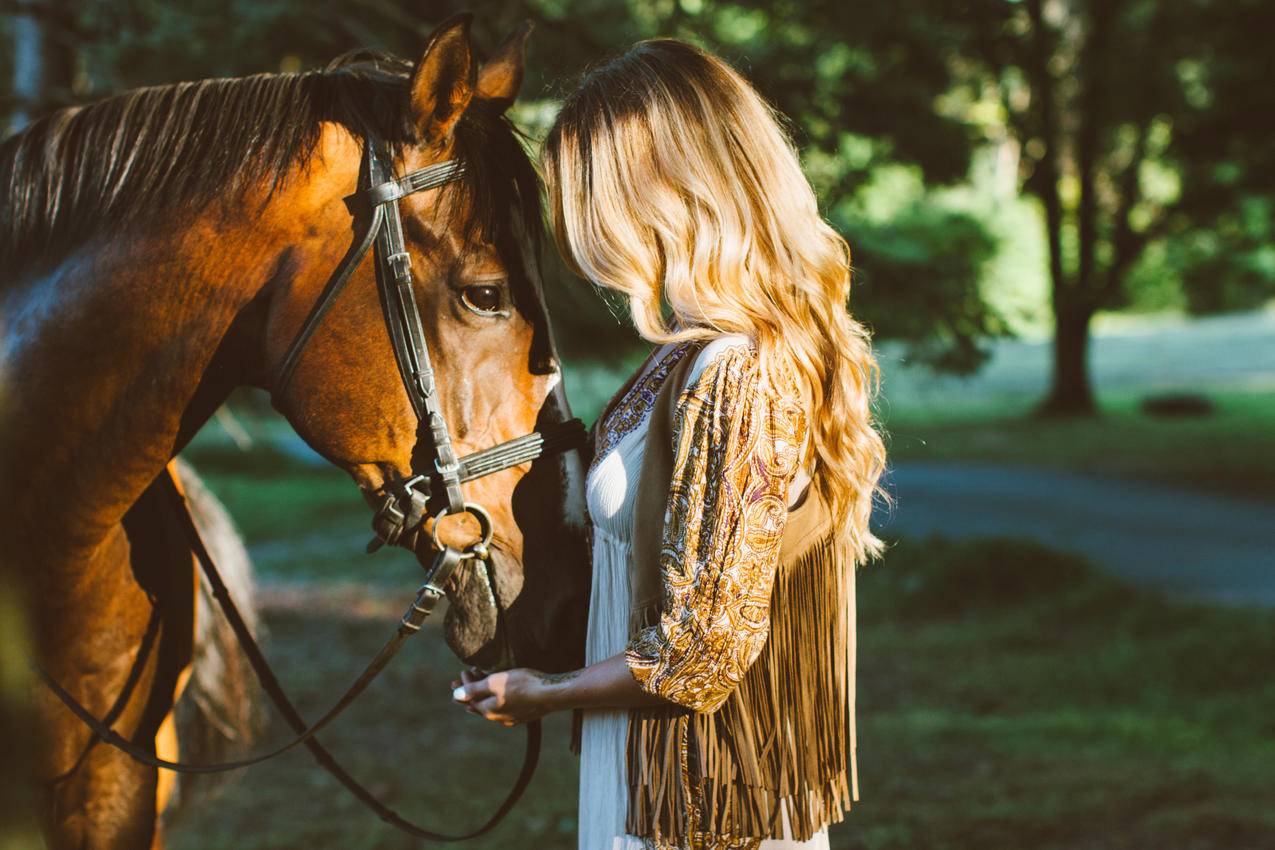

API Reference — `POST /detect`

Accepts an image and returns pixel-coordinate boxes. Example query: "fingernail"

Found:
[452,686,468,702]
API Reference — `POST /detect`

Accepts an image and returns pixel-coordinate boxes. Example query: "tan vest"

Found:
[607,344,859,846]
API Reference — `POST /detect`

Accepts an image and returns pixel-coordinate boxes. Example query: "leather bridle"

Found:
[277,137,584,555]
[34,135,585,841]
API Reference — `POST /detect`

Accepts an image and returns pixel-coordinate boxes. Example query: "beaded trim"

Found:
[591,344,692,473]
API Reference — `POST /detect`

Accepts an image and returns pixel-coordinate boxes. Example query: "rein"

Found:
[34,135,585,841]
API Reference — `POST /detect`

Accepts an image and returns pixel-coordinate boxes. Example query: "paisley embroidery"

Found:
[626,345,806,714]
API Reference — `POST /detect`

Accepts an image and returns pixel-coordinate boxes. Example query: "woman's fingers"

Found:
[452,667,485,698]
[453,680,491,703]
[450,668,539,726]
[453,669,497,705]
[472,695,517,724]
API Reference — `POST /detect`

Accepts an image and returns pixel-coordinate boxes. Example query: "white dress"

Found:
[578,338,829,850]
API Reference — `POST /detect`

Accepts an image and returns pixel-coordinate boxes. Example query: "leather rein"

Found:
[34,136,586,841]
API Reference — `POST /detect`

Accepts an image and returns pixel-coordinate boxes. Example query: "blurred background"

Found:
[2,1,1273,848]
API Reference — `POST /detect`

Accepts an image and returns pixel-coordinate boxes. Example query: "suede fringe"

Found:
[625,534,856,846]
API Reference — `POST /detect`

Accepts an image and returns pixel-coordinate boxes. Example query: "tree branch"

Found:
[1093,1,1175,310]
[1094,122,1153,307]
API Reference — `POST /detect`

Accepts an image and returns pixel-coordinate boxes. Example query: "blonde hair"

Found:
[543,39,886,563]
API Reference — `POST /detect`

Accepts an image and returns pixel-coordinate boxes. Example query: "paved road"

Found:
[227,429,1275,608]
[877,463,1275,607]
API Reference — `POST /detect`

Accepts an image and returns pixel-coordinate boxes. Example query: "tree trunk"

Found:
[1041,305,1097,416]
[8,3,77,134]
[9,12,45,132]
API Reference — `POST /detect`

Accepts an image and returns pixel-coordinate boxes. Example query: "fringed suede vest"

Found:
[623,344,858,847]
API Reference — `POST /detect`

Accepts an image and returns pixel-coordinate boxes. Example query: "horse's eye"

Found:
[460,284,505,316]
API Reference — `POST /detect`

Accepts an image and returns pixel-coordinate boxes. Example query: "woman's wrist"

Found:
[532,668,584,713]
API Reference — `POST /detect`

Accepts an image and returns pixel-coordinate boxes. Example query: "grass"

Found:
[162,535,1275,850]
[872,309,1275,501]
[848,537,1275,849]
[161,310,1275,847]
[883,388,1275,501]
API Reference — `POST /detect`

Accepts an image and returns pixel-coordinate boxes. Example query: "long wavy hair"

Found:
[544,39,886,563]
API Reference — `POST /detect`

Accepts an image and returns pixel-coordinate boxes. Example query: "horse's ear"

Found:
[476,21,533,113]
[410,13,476,143]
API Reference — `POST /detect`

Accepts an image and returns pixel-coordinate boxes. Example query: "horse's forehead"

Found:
[389,158,551,358]
[406,199,547,309]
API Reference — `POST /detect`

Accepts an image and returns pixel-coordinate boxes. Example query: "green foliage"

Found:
[943,0,1275,409]
[1174,198,1275,315]
[847,202,1001,374]
[8,0,1273,383]
[8,0,1005,374]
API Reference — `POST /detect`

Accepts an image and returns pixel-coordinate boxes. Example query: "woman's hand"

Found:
[450,667,573,726]
[451,654,667,725]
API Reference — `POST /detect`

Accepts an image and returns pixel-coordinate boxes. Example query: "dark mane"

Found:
[0,51,542,276]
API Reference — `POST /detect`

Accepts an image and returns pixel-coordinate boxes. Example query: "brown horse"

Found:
[0,14,589,849]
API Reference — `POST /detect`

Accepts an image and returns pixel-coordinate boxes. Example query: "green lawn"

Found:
[884,388,1275,501]
[874,309,1275,501]
[163,534,1275,850]
[163,310,1275,848]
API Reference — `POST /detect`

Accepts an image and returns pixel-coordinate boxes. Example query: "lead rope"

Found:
[34,469,540,841]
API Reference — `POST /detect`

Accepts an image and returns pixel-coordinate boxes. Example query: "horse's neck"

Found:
[1,198,309,568]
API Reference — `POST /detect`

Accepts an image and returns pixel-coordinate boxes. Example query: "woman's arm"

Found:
[451,654,668,726]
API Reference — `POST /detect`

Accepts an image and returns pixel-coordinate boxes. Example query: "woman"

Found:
[452,39,886,849]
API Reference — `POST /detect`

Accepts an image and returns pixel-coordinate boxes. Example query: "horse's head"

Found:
[266,16,588,672]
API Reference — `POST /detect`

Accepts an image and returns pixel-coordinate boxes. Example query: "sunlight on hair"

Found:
[544,39,887,564]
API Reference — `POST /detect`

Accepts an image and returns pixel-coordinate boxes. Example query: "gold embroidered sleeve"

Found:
[625,346,807,713]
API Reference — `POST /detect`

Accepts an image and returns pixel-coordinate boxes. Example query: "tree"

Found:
[3,0,78,133]
[961,0,1274,415]
[1170,0,1275,316]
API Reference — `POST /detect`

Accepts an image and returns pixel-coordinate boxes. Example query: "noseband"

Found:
[276,137,583,558]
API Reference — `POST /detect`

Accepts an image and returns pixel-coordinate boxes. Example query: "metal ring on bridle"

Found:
[430,502,494,558]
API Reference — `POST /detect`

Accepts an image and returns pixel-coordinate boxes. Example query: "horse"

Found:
[0,14,591,848]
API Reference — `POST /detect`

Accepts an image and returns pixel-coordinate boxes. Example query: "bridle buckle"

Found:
[366,477,428,554]
[387,250,412,282]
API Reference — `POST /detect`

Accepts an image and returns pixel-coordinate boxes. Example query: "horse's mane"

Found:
[0,52,543,277]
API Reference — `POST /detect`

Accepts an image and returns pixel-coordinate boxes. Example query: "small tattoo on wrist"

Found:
[536,670,580,686]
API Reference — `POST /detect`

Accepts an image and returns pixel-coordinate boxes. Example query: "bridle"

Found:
[34,135,585,841]
[277,137,584,556]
